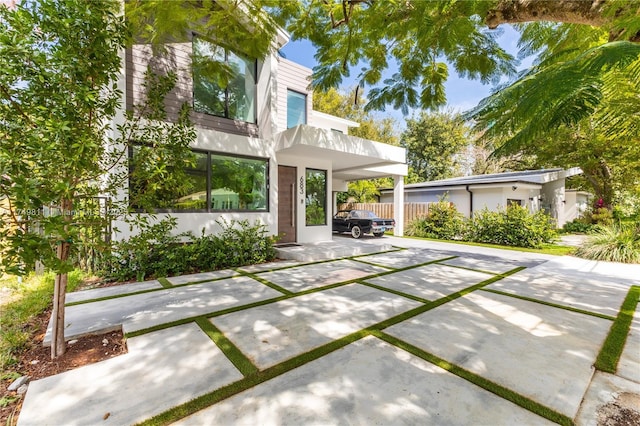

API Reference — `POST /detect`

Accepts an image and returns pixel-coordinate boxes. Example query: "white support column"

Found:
[332,191,338,216]
[393,175,404,236]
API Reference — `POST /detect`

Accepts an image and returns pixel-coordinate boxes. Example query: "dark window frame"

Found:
[192,34,258,124]
[128,144,269,213]
[210,151,270,213]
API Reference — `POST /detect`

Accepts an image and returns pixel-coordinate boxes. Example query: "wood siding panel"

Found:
[127,42,259,137]
[276,59,313,132]
[338,203,434,226]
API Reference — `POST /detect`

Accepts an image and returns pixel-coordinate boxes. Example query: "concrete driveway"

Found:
[18,237,640,425]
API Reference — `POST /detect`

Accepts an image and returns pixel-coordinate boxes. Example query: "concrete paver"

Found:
[238,259,302,273]
[617,307,640,383]
[210,284,421,369]
[65,280,163,304]
[165,269,237,285]
[575,372,640,426]
[487,256,636,317]
[364,263,492,301]
[177,336,554,426]
[19,323,243,426]
[19,237,640,426]
[439,255,527,274]
[45,276,282,343]
[385,291,612,418]
[354,248,453,269]
[256,259,389,292]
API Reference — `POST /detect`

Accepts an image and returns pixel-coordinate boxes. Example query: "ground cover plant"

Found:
[574,224,640,264]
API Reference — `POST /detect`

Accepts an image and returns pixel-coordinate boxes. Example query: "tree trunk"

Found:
[51,265,68,359]
[51,198,72,359]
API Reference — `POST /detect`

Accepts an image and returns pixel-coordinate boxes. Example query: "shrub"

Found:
[563,218,595,234]
[467,205,557,249]
[574,224,640,264]
[215,218,278,267]
[588,207,614,226]
[99,217,277,282]
[406,201,466,240]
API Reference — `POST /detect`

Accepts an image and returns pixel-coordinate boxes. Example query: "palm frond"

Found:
[468,41,640,153]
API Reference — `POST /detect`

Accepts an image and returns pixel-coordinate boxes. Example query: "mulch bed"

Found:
[0,308,127,426]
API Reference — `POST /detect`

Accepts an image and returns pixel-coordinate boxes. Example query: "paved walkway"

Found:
[18,237,640,425]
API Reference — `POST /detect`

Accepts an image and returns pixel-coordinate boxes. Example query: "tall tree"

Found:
[401,111,470,183]
[0,0,127,358]
[0,1,197,359]
[282,2,639,201]
[283,1,639,110]
[467,19,640,207]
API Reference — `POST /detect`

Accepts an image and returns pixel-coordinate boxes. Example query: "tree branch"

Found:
[485,0,607,29]
[0,83,35,128]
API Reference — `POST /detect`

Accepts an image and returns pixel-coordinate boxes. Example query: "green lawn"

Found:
[402,236,576,256]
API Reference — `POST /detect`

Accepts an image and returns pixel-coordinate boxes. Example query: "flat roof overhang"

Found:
[274,125,408,180]
[380,181,543,194]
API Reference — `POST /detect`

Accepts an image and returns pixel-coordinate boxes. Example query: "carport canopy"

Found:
[274,125,408,235]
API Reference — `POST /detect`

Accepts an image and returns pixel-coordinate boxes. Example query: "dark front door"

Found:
[278,165,296,243]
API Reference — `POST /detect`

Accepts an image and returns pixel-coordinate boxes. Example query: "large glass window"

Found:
[305,169,326,226]
[287,90,307,128]
[129,146,208,211]
[129,148,268,212]
[211,154,268,211]
[193,37,256,123]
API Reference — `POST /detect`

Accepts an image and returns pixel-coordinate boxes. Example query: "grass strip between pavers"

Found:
[124,295,289,339]
[349,257,397,270]
[434,261,500,276]
[135,265,527,425]
[125,265,524,339]
[66,286,167,307]
[235,270,293,295]
[358,281,432,304]
[372,331,573,426]
[135,330,371,426]
[124,281,359,339]
[195,317,258,377]
[594,285,640,373]
[157,277,173,288]
[480,288,617,321]
[369,266,527,331]
[65,273,240,306]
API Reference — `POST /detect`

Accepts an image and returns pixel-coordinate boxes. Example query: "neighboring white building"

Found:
[379,168,588,227]
[112,29,407,243]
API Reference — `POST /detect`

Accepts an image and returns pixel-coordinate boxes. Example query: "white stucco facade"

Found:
[112,34,407,243]
[380,168,585,228]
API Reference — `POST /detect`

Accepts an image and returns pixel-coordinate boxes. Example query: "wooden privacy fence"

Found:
[337,202,433,225]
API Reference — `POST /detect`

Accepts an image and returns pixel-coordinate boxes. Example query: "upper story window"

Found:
[287,89,307,128]
[193,36,256,123]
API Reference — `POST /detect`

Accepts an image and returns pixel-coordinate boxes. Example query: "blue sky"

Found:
[280,24,535,123]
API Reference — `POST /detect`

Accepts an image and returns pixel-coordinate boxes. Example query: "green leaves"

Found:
[0,0,128,274]
[401,111,470,182]
[285,0,514,113]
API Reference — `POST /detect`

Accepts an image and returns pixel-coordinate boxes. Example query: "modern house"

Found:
[111,29,408,243]
[380,168,588,227]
